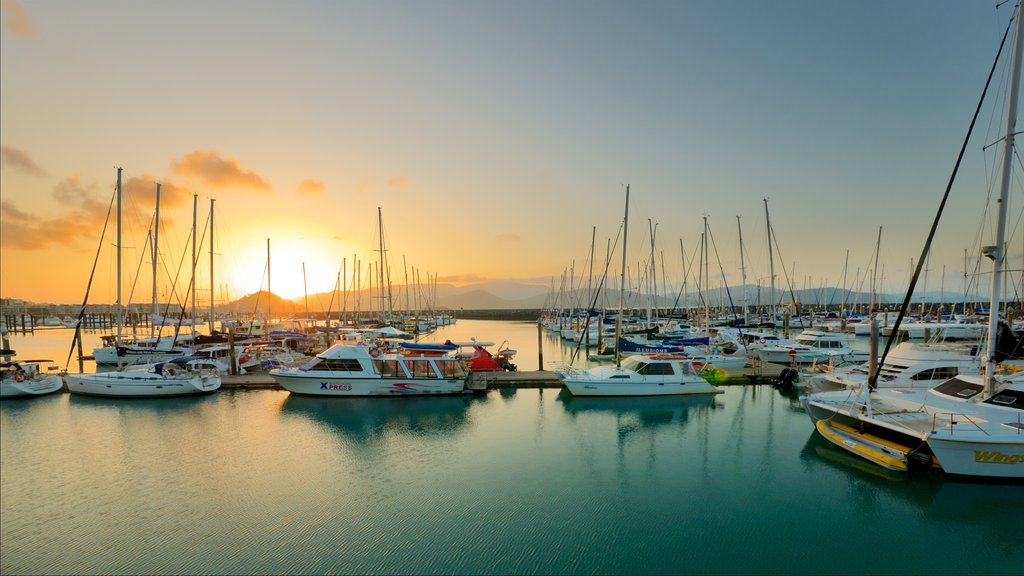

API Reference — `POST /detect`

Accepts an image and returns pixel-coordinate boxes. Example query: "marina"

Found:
[2,319,1023,574]
[5,1,1024,574]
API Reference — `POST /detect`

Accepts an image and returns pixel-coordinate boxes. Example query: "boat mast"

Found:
[116,167,123,368]
[616,185,630,368]
[737,215,748,324]
[985,0,1024,395]
[377,207,386,324]
[191,193,197,327]
[764,198,775,320]
[151,182,160,337]
[703,217,710,336]
[266,238,271,328]
[209,198,215,335]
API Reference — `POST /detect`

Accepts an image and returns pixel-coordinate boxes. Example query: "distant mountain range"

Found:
[218,281,992,314]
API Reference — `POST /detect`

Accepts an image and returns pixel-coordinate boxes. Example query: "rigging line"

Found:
[64,185,117,370]
[872,5,1016,389]
[569,223,623,367]
[706,222,748,348]
[169,213,211,342]
[767,219,804,322]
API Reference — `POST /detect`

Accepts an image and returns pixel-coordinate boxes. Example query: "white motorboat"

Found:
[64,356,221,398]
[269,341,470,396]
[757,330,865,366]
[813,341,981,390]
[92,333,195,366]
[0,356,63,398]
[557,353,722,397]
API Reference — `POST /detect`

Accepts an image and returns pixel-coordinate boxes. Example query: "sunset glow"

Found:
[2,1,1019,305]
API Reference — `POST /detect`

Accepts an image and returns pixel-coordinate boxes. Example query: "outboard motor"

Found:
[772,368,799,390]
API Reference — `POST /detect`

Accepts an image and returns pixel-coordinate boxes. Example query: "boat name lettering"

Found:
[320,382,353,391]
[973,450,1024,464]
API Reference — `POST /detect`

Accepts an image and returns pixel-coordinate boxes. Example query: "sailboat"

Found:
[64,168,221,398]
[0,330,63,398]
[557,186,722,397]
[801,4,1024,478]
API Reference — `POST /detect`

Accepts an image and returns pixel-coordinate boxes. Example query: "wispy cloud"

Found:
[1,175,111,250]
[172,150,270,191]
[1,0,38,38]
[387,176,408,190]
[296,179,325,196]
[0,145,46,175]
[123,175,190,210]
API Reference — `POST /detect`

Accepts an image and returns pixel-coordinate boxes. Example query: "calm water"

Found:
[2,320,1022,575]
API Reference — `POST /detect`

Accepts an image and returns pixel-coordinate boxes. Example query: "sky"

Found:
[2,0,1022,306]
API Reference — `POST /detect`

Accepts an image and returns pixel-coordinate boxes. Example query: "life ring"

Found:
[369,346,381,358]
[13,371,27,383]
[787,349,797,356]
[759,337,766,344]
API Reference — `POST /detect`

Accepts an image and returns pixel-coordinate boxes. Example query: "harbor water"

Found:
[2,320,1022,575]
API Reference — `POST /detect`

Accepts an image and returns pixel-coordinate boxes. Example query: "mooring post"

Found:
[537,319,544,371]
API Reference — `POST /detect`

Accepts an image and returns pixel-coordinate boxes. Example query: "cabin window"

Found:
[436,360,468,378]
[317,359,364,372]
[406,360,438,378]
[637,362,675,376]
[373,360,405,377]
[933,378,983,400]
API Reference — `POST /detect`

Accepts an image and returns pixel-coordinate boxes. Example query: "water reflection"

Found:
[803,431,1024,524]
[279,394,480,444]
[67,391,217,415]
[558,388,718,434]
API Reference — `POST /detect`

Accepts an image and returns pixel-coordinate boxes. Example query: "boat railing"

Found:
[932,411,990,436]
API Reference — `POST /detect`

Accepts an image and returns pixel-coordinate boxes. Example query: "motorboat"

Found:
[557,353,723,397]
[0,352,63,398]
[269,340,470,396]
[756,330,866,367]
[812,341,981,390]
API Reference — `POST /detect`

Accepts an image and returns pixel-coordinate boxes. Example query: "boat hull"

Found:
[271,372,466,396]
[927,430,1024,478]
[562,379,721,397]
[64,373,220,397]
[0,375,64,398]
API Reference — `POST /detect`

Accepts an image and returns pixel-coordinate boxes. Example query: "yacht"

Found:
[756,330,865,367]
[269,341,470,396]
[64,357,221,397]
[557,354,723,397]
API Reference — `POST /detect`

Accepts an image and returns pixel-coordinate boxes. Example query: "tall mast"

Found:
[209,198,215,335]
[266,238,271,326]
[764,198,775,318]
[302,262,309,319]
[737,215,747,323]
[985,0,1024,395]
[152,182,160,337]
[703,217,710,334]
[115,167,123,366]
[191,193,197,326]
[616,185,630,368]
[377,207,386,324]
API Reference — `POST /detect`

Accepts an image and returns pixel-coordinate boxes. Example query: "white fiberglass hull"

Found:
[927,429,1024,478]
[0,375,64,398]
[271,371,466,396]
[562,379,721,396]
[64,372,220,397]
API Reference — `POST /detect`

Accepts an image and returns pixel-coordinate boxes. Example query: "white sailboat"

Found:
[802,5,1024,478]
[65,168,221,398]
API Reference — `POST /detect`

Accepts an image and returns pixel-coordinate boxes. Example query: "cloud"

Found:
[123,175,190,210]
[296,179,325,196]
[1,176,111,250]
[355,180,371,194]
[172,150,270,191]
[387,176,408,190]
[1,0,38,38]
[0,145,46,175]
[496,233,521,242]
